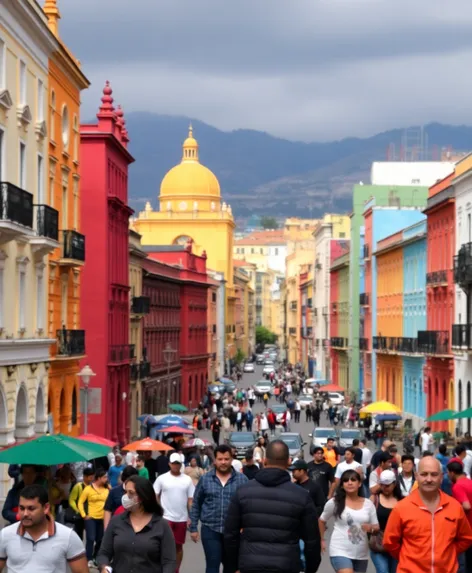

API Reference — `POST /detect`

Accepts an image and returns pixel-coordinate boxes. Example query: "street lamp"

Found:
[163,342,177,408]
[78,364,96,435]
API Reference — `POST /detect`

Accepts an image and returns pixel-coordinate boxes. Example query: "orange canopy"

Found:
[122,438,172,452]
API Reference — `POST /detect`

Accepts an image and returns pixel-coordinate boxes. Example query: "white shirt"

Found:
[153,472,195,522]
[321,498,378,560]
[335,460,363,480]
[295,402,301,411]
[232,459,243,472]
[360,448,372,473]
[260,416,269,430]
[398,473,415,497]
[421,432,432,452]
[464,452,472,478]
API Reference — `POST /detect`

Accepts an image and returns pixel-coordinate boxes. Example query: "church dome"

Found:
[159,125,221,201]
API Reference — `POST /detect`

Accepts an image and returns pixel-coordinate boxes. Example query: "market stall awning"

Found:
[426,409,457,422]
[360,401,401,415]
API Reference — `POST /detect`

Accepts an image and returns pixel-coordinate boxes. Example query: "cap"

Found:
[379,469,397,485]
[449,456,464,466]
[289,459,308,471]
[169,453,182,464]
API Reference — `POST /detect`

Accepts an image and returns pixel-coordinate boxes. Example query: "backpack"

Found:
[414,432,421,447]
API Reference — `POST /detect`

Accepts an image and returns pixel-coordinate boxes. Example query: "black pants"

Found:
[73,517,85,541]
[212,431,220,445]
[294,410,300,423]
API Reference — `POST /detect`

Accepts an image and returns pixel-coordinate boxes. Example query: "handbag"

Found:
[368,530,384,553]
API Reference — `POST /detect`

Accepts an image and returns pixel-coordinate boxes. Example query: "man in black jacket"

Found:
[224,440,321,573]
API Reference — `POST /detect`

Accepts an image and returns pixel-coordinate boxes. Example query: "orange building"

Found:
[43,1,90,435]
[375,232,403,409]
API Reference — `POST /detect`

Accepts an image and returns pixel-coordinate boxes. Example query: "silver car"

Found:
[253,380,272,396]
[339,428,362,449]
[243,363,255,373]
[311,427,337,448]
[277,432,306,460]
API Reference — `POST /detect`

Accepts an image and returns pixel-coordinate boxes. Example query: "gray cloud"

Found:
[54,0,472,140]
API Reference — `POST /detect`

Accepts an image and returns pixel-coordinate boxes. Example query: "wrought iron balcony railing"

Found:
[56,329,85,357]
[363,244,370,259]
[130,363,139,381]
[0,182,33,228]
[454,242,472,287]
[139,360,151,378]
[452,324,472,349]
[360,293,369,306]
[359,337,369,351]
[426,270,447,286]
[289,327,296,335]
[330,337,347,348]
[61,230,85,262]
[35,204,59,240]
[131,296,150,314]
[417,330,449,355]
[373,336,386,350]
[290,301,297,311]
[110,344,135,362]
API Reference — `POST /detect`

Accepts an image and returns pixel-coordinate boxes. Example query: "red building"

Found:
[142,258,182,414]
[80,83,134,443]
[423,172,455,430]
[146,241,210,409]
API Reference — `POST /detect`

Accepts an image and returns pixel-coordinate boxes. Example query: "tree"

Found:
[260,216,279,230]
[256,326,278,346]
[234,348,246,365]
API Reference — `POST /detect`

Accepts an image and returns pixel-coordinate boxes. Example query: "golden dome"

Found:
[160,125,221,201]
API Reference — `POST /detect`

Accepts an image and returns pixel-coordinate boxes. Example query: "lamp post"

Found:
[78,364,96,435]
[163,342,177,408]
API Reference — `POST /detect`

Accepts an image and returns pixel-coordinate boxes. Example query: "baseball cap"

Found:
[169,453,182,464]
[289,459,308,471]
[379,469,396,485]
[449,456,464,466]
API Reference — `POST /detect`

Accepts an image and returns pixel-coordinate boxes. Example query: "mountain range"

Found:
[123,114,472,220]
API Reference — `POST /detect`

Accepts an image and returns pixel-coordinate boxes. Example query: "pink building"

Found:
[80,83,135,443]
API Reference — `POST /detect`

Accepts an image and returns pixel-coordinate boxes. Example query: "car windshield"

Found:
[255,381,269,387]
[271,405,287,413]
[230,433,255,442]
[281,438,299,449]
[314,429,336,438]
[341,430,361,439]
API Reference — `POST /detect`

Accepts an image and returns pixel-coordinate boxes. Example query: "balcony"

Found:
[131,296,150,316]
[58,230,85,266]
[56,329,85,358]
[330,337,347,349]
[0,182,34,244]
[130,363,139,381]
[359,337,369,351]
[359,293,369,306]
[289,327,296,336]
[307,298,313,308]
[307,326,313,336]
[110,344,135,363]
[426,270,447,286]
[454,242,472,288]
[373,336,386,350]
[417,330,449,355]
[30,204,60,256]
[290,301,297,311]
[363,244,370,259]
[452,324,472,350]
[139,360,151,379]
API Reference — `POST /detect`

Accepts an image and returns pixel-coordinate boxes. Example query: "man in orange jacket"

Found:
[384,456,472,573]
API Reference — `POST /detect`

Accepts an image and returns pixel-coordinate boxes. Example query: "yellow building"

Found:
[234,266,251,358]
[299,264,314,371]
[234,260,256,355]
[134,127,236,357]
[128,229,149,439]
[43,0,90,436]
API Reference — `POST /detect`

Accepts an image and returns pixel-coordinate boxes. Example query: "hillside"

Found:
[123,115,471,219]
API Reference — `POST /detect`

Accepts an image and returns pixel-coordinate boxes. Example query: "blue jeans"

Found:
[330,556,368,572]
[370,551,398,573]
[300,539,305,569]
[84,518,104,561]
[201,524,226,573]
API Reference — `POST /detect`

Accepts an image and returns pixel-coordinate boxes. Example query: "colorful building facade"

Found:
[80,84,134,443]
[330,248,350,390]
[44,0,90,436]
[299,265,314,374]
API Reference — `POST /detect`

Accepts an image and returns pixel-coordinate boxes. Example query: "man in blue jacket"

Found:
[2,464,39,524]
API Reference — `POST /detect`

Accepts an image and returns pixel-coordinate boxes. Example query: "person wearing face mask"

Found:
[103,465,138,529]
[97,475,176,573]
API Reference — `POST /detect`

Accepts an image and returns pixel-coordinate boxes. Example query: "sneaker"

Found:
[87,561,95,568]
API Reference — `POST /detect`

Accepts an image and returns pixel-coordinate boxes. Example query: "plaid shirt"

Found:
[189,468,248,533]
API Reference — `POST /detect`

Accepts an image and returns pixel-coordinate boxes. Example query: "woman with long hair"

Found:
[97,475,176,573]
[369,470,402,573]
[319,469,379,573]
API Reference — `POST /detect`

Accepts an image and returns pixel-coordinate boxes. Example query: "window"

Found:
[19,142,26,188]
[50,91,56,141]
[49,176,54,207]
[339,232,346,238]
[73,115,78,161]
[73,177,79,229]
[0,39,5,89]
[37,154,44,203]
[61,277,68,326]
[19,60,26,105]
[36,265,44,331]
[19,269,26,330]
[37,79,44,122]
[0,128,4,182]
[62,185,68,229]
[468,213,471,243]
[62,105,69,148]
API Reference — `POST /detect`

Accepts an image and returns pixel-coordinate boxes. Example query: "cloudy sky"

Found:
[58,0,472,142]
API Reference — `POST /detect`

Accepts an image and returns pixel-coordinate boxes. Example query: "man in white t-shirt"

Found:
[359,438,372,474]
[329,447,363,497]
[421,427,434,453]
[154,452,195,573]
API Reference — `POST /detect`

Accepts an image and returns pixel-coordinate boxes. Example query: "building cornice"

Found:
[0,338,56,366]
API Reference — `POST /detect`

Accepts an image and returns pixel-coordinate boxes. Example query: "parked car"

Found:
[327,392,344,405]
[253,380,272,397]
[243,362,255,373]
[311,427,337,448]
[262,364,275,376]
[269,352,277,362]
[256,355,265,365]
[226,431,258,459]
[223,381,236,394]
[299,395,313,409]
[277,432,306,460]
[339,428,363,451]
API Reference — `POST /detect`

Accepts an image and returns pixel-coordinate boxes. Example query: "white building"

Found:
[453,156,472,434]
[371,162,455,187]
[233,231,287,274]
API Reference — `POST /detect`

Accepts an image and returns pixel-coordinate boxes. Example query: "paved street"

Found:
[180,364,375,573]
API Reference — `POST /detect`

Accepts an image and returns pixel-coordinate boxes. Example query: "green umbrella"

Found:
[426,409,457,422]
[452,407,472,420]
[168,403,188,413]
[0,434,111,465]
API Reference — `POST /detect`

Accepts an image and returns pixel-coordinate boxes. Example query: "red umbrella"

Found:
[161,425,195,435]
[321,384,345,393]
[77,434,116,448]
[122,438,173,452]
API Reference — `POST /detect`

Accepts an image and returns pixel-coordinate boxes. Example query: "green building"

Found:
[349,185,429,396]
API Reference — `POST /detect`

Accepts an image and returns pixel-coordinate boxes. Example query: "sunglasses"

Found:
[342,477,360,483]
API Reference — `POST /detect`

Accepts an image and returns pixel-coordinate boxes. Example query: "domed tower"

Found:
[159,125,221,213]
